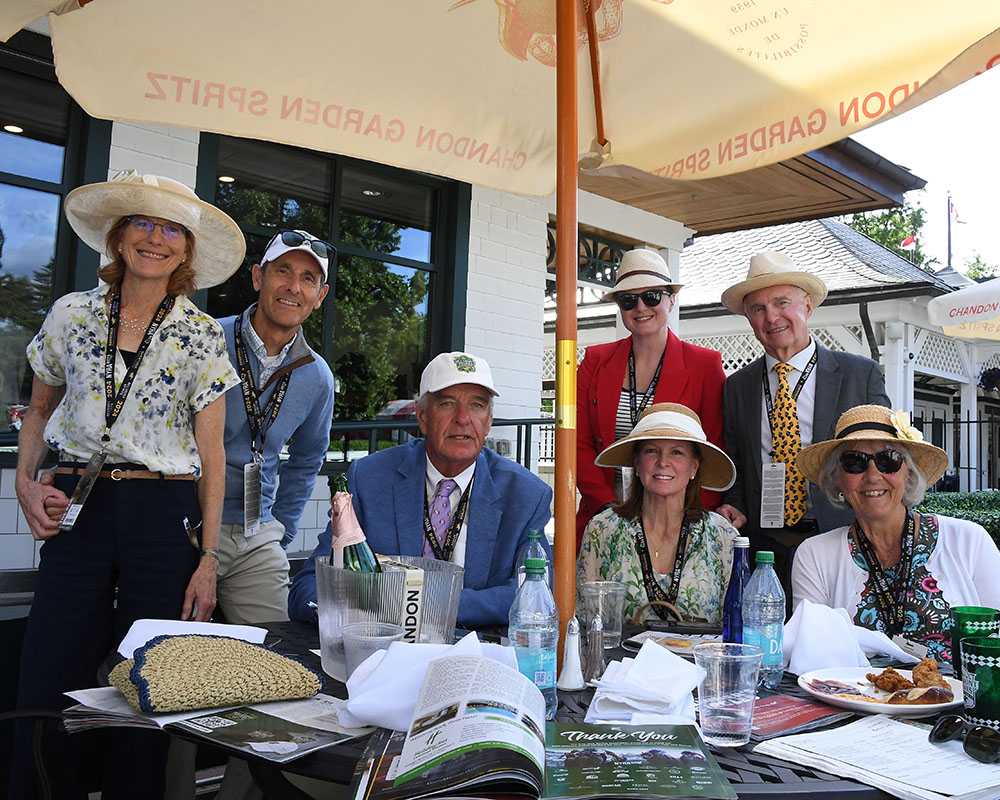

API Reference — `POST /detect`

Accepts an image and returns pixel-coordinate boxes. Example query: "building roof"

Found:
[677,218,952,311]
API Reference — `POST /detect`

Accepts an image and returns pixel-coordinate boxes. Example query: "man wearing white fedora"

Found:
[716,251,890,601]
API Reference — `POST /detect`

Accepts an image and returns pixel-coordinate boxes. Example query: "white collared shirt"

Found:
[759,338,818,464]
[425,458,476,568]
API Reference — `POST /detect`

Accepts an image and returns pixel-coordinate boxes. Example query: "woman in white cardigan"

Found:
[792,405,1000,666]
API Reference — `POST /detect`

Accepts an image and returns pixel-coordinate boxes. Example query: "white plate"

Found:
[797,667,962,718]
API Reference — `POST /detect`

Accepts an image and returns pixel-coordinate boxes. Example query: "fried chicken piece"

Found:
[866,667,915,692]
[912,657,950,688]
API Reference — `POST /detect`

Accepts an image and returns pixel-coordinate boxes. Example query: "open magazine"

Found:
[349,654,735,800]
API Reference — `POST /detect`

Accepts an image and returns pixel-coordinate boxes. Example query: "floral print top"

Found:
[27,286,240,476]
[851,513,952,663]
[577,508,738,625]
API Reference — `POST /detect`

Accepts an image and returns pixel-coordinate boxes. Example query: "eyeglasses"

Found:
[929,714,1000,763]
[127,216,187,241]
[839,449,904,475]
[267,230,337,262]
[614,289,669,311]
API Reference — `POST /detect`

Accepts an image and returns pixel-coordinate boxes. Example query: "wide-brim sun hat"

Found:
[595,402,736,492]
[64,170,246,290]
[601,248,682,302]
[720,251,828,315]
[796,404,949,487]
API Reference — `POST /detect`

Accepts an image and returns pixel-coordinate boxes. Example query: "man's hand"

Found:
[16,469,69,540]
[182,558,218,621]
[716,503,747,529]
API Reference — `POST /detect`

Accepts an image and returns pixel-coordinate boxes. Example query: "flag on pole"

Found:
[951,200,965,223]
[900,234,917,250]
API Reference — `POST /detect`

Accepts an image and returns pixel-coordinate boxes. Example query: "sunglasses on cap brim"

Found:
[839,449,904,474]
[929,714,1000,763]
[614,289,670,311]
[267,230,337,261]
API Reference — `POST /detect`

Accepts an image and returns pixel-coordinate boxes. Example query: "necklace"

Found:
[118,314,152,335]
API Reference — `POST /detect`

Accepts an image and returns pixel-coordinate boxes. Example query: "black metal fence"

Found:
[914,413,1000,492]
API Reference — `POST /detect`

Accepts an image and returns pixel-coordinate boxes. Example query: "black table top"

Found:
[214,621,894,800]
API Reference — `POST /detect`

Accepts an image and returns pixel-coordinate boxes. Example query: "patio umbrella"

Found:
[2,0,998,641]
[927,278,1000,341]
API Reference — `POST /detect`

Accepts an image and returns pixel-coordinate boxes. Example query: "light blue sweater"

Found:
[219,308,335,547]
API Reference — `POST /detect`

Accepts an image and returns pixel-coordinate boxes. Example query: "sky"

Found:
[851,66,1000,274]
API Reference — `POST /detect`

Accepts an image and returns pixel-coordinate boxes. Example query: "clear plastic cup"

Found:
[340,622,405,678]
[693,642,763,747]
[581,581,627,648]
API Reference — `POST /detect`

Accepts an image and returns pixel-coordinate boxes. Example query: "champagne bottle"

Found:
[330,475,381,573]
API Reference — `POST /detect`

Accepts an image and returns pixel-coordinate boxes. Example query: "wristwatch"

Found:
[199,548,220,562]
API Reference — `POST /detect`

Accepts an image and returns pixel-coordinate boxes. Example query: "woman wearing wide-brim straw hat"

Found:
[12,171,243,799]
[576,248,727,547]
[577,402,740,626]
[791,404,1000,665]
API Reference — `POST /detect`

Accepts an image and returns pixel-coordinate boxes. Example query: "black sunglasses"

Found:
[839,449,904,475]
[614,289,669,311]
[929,714,1000,763]
[267,230,337,261]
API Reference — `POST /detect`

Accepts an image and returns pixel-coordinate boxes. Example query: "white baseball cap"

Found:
[261,229,334,281]
[419,352,499,397]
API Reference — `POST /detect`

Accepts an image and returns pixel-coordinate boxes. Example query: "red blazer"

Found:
[575,331,726,546]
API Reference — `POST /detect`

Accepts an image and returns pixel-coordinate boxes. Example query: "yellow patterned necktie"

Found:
[772,362,806,525]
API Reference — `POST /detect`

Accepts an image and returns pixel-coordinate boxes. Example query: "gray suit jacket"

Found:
[722,345,890,536]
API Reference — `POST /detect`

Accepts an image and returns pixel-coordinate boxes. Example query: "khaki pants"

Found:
[216,519,290,625]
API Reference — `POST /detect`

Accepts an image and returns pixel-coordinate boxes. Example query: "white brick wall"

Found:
[109,122,200,185]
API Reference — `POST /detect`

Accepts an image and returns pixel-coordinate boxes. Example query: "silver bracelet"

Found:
[199,548,220,562]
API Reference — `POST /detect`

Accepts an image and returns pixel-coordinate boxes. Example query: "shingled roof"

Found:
[677,218,952,311]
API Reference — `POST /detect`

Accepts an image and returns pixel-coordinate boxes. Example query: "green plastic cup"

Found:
[961,635,1000,730]
[951,607,1000,680]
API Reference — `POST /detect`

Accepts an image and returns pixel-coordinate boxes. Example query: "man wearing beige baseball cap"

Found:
[716,252,890,603]
[290,352,552,628]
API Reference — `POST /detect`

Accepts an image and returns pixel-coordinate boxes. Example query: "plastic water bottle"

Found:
[509,557,559,719]
[722,536,750,644]
[515,529,549,587]
[742,551,785,689]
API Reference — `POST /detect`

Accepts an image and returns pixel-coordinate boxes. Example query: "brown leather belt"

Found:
[53,467,196,482]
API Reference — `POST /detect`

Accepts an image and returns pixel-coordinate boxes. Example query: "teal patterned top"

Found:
[577,508,737,625]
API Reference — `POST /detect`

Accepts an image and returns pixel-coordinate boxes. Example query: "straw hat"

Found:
[720,251,828,315]
[796,405,949,487]
[595,403,736,491]
[64,170,246,290]
[601,249,682,302]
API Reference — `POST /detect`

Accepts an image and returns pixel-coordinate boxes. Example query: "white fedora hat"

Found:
[720,251,828,315]
[601,249,682,302]
[64,170,246,290]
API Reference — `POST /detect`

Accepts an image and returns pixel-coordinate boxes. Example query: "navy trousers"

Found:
[11,470,201,800]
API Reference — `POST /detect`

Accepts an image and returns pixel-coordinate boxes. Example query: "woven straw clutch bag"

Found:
[109,634,324,713]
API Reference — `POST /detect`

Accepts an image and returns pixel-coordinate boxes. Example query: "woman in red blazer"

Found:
[576,249,726,546]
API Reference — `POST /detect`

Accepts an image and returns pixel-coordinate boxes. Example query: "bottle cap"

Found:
[755,550,775,564]
[734,536,749,548]
[524,557,546,573]
[526,529,541,540]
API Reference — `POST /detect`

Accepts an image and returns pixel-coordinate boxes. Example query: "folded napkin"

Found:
[783,599,920,675]
[339,632,517,731]
[585,639,703,725]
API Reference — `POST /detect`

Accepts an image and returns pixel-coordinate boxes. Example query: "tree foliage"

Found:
[965,254,998,281]
[846,197,934,270]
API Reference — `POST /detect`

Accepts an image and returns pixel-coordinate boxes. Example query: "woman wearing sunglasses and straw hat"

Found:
[792,404,1000,664]
[576,249,726,548]
[577,403,739,625]
[12,171,243,799]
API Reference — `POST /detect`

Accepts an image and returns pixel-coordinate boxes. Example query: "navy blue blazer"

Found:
[288,439,553,628]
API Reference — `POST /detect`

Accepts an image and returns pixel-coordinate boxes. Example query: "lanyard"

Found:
[628,344,665,426]
[635,516,690,616]
[762,349,818,449]
[852,511,917,637]
[422,481,473,562]
[234,311,292,458]
[103,288,173,445]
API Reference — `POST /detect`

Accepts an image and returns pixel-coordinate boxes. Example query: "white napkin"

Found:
[338,632,517,731]
[585,639,704,724]
[783,599,919,675]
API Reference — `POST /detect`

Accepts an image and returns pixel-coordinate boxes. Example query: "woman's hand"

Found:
[182,556,218,621]
[17,469,69,540]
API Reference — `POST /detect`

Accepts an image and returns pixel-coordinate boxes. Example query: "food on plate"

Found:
[886,685,955,705]
[912,657,950,688]
[865,667,914,692]
[807,679,885,702]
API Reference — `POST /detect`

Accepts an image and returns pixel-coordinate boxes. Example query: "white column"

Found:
[883,322,907,409]
[660,247,681,335]
[960,379,980,491]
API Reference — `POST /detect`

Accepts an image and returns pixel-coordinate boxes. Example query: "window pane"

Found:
[0,69,68,183]
[332,255,429,420]
[0,183,59,415]
[340,167,435,262]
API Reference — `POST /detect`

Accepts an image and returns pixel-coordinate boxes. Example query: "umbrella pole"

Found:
[553,0,579,661]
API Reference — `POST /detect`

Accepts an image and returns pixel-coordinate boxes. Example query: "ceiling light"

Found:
[4,125,24,134]
[362,188,384,197]
[218,175,235,183]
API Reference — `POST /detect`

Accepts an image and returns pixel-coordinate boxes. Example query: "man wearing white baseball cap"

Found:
[290,351,552,628]
[215,229,335,625]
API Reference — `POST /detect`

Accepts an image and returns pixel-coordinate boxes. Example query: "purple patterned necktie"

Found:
[423,479,459,559]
